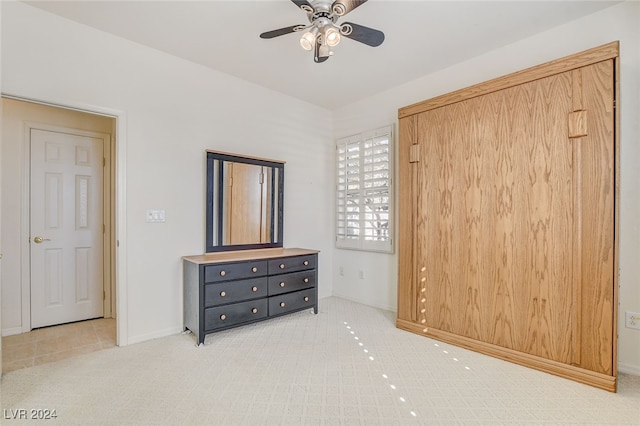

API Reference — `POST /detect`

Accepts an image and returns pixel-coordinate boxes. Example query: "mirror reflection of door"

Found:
[223,162,270,245]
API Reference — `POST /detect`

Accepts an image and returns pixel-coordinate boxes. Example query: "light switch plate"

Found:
[146,209,166,223]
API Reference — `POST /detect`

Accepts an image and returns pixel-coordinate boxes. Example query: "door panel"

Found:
[397,43,618,390]
[413,63,612,369]
[577,60,615,374]
[31,128,104,328]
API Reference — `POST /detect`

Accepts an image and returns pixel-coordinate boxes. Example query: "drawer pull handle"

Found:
[220,314,227,320]
[252,267,258,273]
[304,278,309,283]
[220,291,226,297]
[220,270,226,277]
[304,296,309,302]
[252,286,258,292]
[303,260,309,266]
[279,263,285,269]
[279,282,285,288]
[280,302,286,308]
[252,308,258,314]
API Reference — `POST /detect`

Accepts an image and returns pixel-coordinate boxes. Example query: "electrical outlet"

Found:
[358,269,364,280]
[626,312,640,330]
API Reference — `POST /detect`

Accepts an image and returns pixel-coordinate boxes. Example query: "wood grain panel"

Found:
[577,60,615,375]
[528,71,574,364]
[397,318,616,392]
[397,44,618,390]
[487,84,525,353]
[399,42,619,119]
[397,115,417,322]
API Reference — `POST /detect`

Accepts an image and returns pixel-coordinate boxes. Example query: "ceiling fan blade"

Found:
[331,0,367,17]
[260,25,304,39]
[340,22,384,47]
[291,0,314,13]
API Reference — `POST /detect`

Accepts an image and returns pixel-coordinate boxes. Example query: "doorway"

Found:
[1,97,119,371]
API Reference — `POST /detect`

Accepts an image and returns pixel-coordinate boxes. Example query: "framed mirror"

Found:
[206,150,284,252]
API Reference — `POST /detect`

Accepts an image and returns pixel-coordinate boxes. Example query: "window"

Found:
[336,125,393,253]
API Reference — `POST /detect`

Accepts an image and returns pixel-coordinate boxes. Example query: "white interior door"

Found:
[30,128,104,328]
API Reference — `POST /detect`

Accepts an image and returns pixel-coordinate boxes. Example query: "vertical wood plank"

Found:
[397,115,417,322]
[578,60,615,375]
[571,69,584,366]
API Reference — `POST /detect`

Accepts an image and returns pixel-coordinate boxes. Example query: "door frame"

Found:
[5,93,128,346]
[23,123,112,328]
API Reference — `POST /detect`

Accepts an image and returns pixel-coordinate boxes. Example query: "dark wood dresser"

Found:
[183,248,319,345]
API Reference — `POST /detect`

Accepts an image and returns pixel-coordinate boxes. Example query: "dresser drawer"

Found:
[204,277,267,307]
[268,254,316,274]
[204,260,267,283]
[269,288,315,316]
[268,270,316,295]
[204,298,268,331]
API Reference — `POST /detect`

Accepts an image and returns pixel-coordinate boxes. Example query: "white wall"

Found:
[1,2,334,343]
[332,1,640,375]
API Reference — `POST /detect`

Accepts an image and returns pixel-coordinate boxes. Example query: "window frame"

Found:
[335,125,394,253]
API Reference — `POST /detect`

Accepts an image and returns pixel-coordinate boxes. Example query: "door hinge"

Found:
[103,157,106,167]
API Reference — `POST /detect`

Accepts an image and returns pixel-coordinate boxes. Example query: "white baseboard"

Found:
[1,326,24,337]
[618,362,640,376]
[331,293,396,313]
[126,326,183,345]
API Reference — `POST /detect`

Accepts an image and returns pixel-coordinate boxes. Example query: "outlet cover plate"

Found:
[625,311,640,330]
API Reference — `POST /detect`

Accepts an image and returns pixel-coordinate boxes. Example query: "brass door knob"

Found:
[279,282,285,288]
[220,314,226,320]
[220,291,226,297]
[252,286,258,292]
[252,308,258,314]
[220,270,226,277]
[252,267,258,273]
[304,296,309,302]
[280,302,286,308]
[33,236,51,244]
[279,263,285,269]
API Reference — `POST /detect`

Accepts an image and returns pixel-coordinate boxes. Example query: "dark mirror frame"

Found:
[206,151,284,252]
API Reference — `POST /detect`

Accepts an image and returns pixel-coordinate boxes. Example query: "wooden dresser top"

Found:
[183,248,319,265]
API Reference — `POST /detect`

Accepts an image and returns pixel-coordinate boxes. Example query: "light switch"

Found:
[146,209,166,223]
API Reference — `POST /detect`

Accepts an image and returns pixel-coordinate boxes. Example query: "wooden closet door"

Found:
[412,60,614,371]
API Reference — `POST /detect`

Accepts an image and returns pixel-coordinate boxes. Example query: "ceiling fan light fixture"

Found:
[318,44,332,57]
[324,27,341,47]
[299,27,317,51]
[260,0,384,63]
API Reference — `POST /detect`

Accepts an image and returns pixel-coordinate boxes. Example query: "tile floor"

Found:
[1,298,639,425]
[2,317,116,373]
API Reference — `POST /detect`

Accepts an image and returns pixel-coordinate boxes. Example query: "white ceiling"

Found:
[25,0,620,110]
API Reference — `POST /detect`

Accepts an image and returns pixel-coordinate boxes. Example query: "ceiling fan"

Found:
[260,0,385,63]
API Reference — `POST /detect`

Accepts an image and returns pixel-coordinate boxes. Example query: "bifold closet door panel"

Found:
[413,68,584,364]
